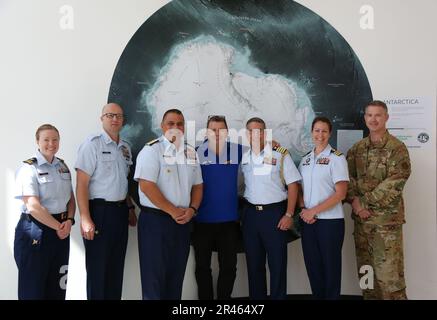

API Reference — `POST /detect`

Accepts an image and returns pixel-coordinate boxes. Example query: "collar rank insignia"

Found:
[316,157,330,165]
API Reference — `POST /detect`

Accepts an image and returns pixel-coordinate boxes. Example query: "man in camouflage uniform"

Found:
[346,100,411,300]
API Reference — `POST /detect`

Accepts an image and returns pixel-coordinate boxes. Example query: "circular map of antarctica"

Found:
[108,0,372,201]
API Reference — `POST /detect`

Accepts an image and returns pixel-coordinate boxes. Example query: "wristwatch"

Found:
[67,217,75,225]
[285,212,293,218]
[189,206,198,216]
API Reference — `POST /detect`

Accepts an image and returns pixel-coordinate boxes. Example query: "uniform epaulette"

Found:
[331,148,343,156]
[57,157,70,172]
[273,146,289,155]
[87,133,101,142]
[146,138,160,146]
[23,157,37,165]
[121,139,132,146]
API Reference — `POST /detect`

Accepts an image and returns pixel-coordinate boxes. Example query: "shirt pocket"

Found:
[368,151,388,181]
[160,163,176,183]
[270,161,280,173]
[186,163,199,186]
[60,172,71,180]
[37,174,54,195]
[99,152,116,171]
[374,157,388,180]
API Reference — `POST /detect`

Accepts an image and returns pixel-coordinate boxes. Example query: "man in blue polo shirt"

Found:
[193,115,243,300]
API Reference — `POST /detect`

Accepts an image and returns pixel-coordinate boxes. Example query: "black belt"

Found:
[246,200,287,211]
[140,205,168,216]
[21,212,68,223]
[90,198,127,207]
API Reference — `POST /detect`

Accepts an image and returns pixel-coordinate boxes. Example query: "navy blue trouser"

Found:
[14,214,70,300]
[138,207,191,300]
[301,218,345,300]
[83,200,128,300]
[241,201,288,300]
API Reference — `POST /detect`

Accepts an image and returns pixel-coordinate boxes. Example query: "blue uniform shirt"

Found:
[298,144,349,219]
[134,136,203,209]
[242,145,301,205]
[74,131,132,201]
[195,141,243,223]
[15,150,73,214]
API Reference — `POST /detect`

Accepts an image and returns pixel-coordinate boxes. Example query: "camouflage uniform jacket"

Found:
[346,131,411,226]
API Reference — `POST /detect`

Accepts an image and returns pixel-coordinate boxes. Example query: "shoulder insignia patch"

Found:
[23,157,37,165]
[331,148,343,156]
[273,146,289,155]
[146,138,160,146]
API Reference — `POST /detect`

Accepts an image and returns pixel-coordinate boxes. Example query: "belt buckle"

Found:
[255,205,263,211]
[61,212,67,220]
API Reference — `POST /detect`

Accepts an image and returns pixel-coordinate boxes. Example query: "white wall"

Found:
[0,0,435,299]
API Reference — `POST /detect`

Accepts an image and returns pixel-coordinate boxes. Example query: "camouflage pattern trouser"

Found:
[353,222,407,300]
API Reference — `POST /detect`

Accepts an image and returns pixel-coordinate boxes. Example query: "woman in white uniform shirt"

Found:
[14,124,75,299]
[298,117,349,300]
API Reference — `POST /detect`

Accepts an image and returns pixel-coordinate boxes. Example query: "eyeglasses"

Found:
[103,113,124,120]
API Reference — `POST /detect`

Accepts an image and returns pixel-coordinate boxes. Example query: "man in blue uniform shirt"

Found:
[134,108,203,300]
[241,117,301,300]
[75,103,137,300]
[193,115,243,300]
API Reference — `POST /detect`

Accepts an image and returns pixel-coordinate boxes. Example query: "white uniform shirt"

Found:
[75,130,132,201]
[298,144,349,219]
[241,145,301,205]
[15,150,72,214]
[134,136,203,209]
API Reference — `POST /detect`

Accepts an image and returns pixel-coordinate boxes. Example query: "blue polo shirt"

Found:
[195,141,243,223]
